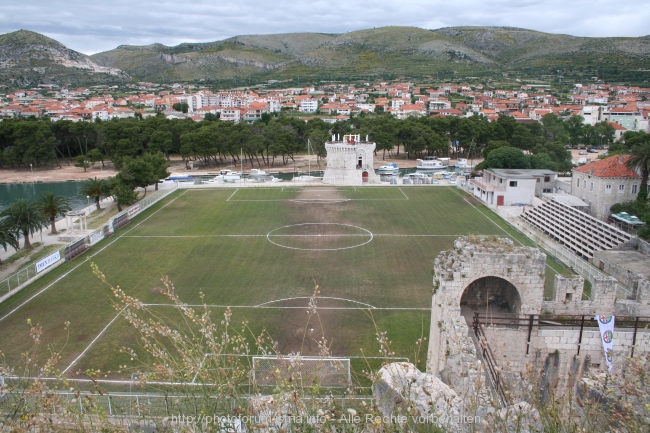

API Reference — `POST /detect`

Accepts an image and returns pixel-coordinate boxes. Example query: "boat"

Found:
[293,139,322,182]
[416,156,449,171]
[166,174,194,182]
[454,158,473,170]
[249,168,268,178]
[209,169,241,183]
[223,170,241,182]
[292,172,322,182]
[377,162,399,175]
[402,172,431,184]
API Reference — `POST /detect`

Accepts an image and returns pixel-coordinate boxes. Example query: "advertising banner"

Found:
[595,315,615,373]
[36,250,61,273]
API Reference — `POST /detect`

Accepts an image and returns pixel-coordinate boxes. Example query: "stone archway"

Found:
[427,236,546,374]
[460,276,522,324]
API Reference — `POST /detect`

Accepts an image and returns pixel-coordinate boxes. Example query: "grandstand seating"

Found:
[521,197,632,259]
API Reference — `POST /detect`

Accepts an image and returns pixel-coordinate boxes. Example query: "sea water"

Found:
[0,181,89,214]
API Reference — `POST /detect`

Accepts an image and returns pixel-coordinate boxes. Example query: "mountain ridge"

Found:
[0,29,129,89]
[1,27,649,90]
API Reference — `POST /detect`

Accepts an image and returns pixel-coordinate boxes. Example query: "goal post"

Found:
[252,355,351,388]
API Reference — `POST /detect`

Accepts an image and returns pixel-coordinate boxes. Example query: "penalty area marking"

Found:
[62,307,126,375]
[266,223,373,251]
[291,198,351,203]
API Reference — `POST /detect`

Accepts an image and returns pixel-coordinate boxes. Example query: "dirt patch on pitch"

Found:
[290,187,347,222]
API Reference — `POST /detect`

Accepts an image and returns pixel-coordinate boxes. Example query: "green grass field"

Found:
[0,185,544,384]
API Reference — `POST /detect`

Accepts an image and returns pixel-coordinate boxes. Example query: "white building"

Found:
[579,105,603,126]
[322,134,380,185]
[470,168,557,207]
[299,98,318,113]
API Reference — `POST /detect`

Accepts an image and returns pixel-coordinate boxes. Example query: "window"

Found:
[605,184,612,194]
[544,176,551,182]
[590,182,593,191]
[618,184,625,193]
[509,181,518,187]
[632,184,638,194]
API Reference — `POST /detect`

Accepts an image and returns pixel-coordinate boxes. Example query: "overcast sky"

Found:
[2,1,648,55]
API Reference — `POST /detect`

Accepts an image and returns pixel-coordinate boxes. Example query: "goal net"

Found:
[252,355,351,388]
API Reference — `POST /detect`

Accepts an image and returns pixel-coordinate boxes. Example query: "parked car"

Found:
[588,148,599,153]
[579,150,588,155]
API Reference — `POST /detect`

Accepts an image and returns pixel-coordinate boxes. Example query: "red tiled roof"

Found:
[607,121,627,131]
[573,154,638,178]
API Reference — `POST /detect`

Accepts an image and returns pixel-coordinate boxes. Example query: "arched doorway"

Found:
[460,276,522,323]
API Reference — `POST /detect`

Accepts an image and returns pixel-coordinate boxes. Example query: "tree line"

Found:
[0,111,620,174]
[4,110,648,244]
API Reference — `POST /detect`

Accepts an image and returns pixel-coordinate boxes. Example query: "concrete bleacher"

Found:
[521,195,632,259]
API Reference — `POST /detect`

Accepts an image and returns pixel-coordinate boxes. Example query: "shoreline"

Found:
[0,165,117,184]
[0,155,422,185]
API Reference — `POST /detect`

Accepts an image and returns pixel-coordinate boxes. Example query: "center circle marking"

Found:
[266,223,373,251]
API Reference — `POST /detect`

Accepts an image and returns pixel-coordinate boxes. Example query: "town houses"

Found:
[1,81,649,136]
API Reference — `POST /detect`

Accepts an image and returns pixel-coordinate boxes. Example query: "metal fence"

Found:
[0,184,178,302]
[0,388,376,431]
[0,353,408,420]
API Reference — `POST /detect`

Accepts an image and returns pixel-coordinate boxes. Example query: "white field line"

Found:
[124,233,464,239]
[373,233,466,237]
[224,187,407,202]
[451,188,563,277]
[291,199,351,203]
[270,234,371,237]
[62,307,126,375]
[125,234,266,238]
[225,189,239,201]
[256,296,375,308]
[141,303,431,311]
[0,190,188,323]
[448,187,523,244]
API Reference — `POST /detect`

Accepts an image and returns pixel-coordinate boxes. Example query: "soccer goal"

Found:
[252,355,351,388]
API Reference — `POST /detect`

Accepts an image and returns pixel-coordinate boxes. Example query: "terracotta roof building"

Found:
[571,154,641,218]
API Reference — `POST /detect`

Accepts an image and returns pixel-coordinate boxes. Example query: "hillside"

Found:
[1,27,649,90]
[89,26,650,85]
[0,29,129,89]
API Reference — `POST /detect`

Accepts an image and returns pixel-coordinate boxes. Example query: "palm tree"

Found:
[625,132,650,203]
[0,217,19,262]
[38,192,71,234]
[80,177,108,210]
[0,199,46,249]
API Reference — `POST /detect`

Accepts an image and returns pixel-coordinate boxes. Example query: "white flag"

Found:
[595,315,615,373]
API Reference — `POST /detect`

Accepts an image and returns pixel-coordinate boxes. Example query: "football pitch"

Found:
[0,185,535,381]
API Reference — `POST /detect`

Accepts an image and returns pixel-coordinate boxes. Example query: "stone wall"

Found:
[427,236,546,375]
[542,275,618,315]
[483,325,650,398]
[427,236,650,402]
